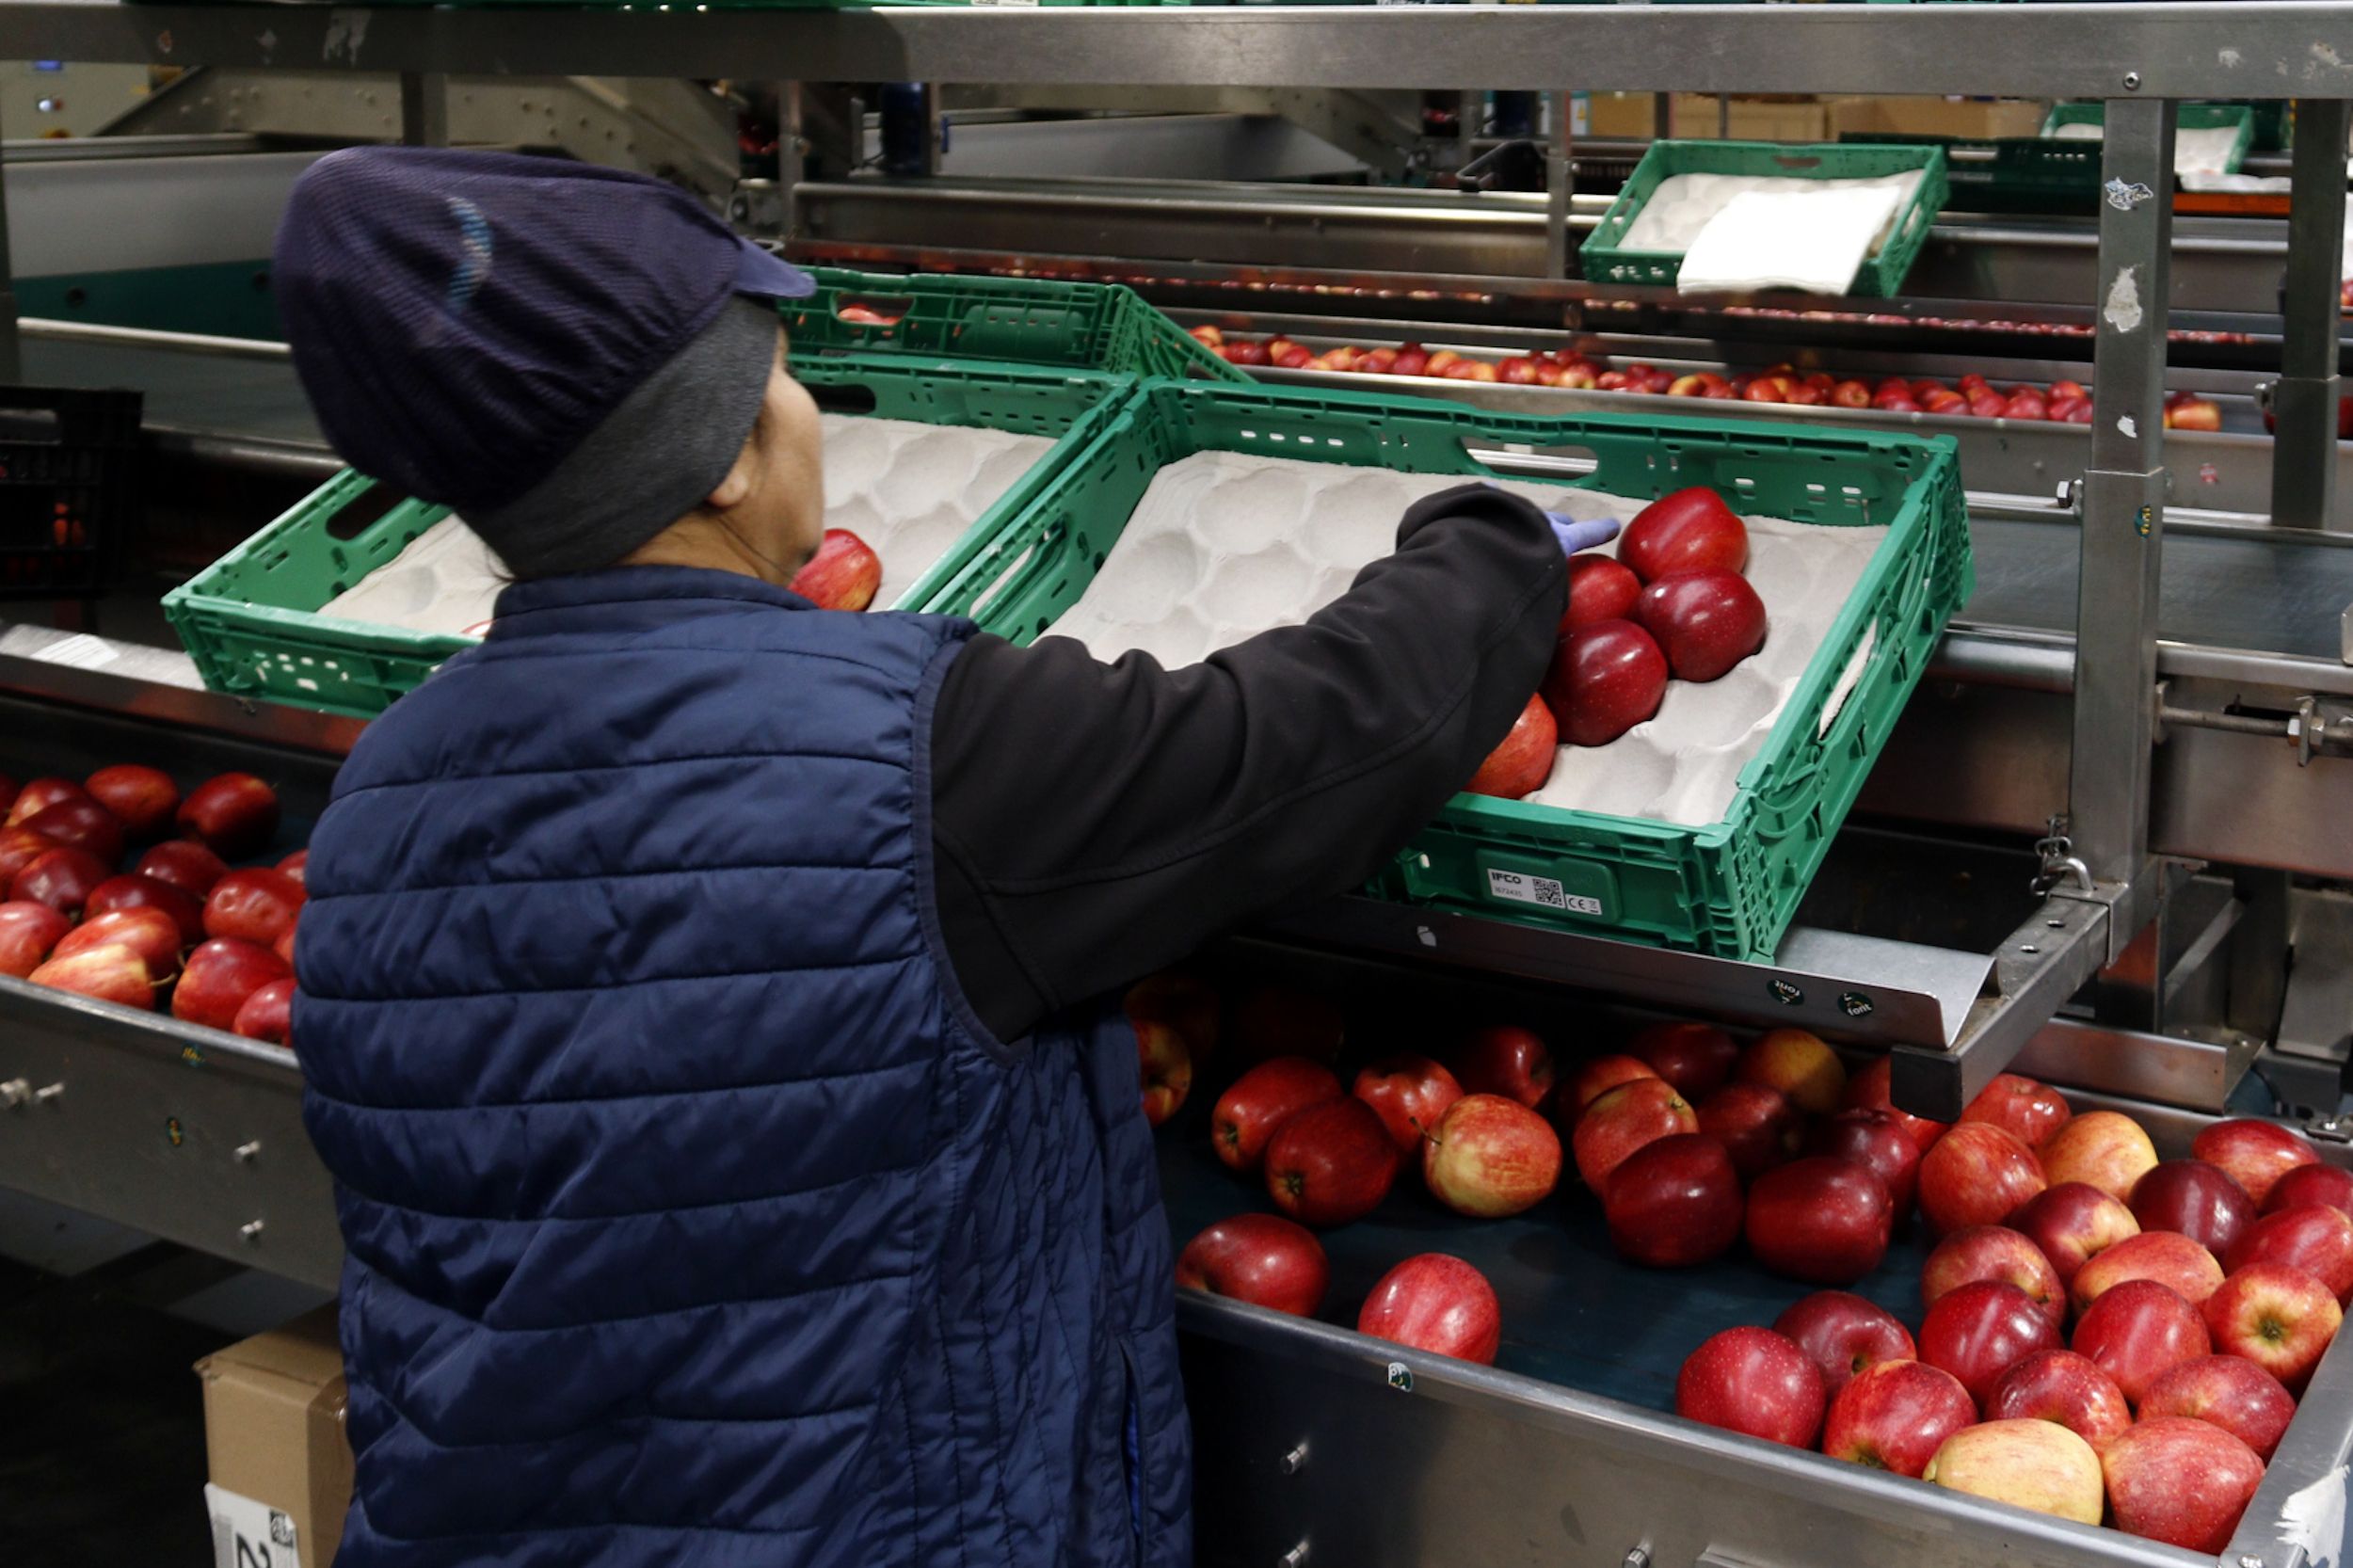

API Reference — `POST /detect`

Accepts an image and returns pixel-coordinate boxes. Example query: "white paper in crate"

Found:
[1674,184,1905,296]
[1037,452,1888,829]
[1620,168,1925,258]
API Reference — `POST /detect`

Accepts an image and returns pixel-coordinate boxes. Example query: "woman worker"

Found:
[276,147,1595,1568]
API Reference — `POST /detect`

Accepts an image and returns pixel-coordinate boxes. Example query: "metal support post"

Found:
[2068,99,2175,888]
[2272,98,2348,531]
[399,72,449,147]
[1544,88,1573,280]
[0,81,20,385]
[1651,91,1671,141]
[919,82,943,177]
[778,81,806,240]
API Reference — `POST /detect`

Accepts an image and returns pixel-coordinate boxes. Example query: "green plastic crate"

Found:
[929,378,1971,960]
[785,267,1247,383]
[2041,103,2255,176]
[1581,140,1950,296]
[1840,132,2101,216]
[162,355,1129,719]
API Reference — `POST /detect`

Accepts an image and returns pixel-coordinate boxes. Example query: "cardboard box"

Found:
[1584,93,1833,143]
[198,1305,353,1568]
[1827,96,2052,141]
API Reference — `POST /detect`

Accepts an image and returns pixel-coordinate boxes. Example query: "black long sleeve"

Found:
[929,483,1568,1044]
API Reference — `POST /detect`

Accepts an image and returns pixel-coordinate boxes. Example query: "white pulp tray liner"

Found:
[319,415,1056,635]
[2051,120,2245,179]
[1620,168,1927,257]
[1041,452,1888,830]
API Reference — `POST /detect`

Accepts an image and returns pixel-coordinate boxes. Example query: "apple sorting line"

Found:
[1043,453,1885,828]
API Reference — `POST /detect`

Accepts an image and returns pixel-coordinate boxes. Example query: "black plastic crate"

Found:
[0,386,144,600]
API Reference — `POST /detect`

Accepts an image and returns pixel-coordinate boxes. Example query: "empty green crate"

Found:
[1581,140,1950,296]
[928,378,1970,960]
[162,355,1128,719]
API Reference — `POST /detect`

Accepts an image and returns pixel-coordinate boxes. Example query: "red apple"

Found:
[1823,1359,1974,1478]
[9,845,112,919]
[1674,1326,1824,1448]
[1357,1253,1500,1365]
[1628,1020,1739,1100]
[1126,968,1220,1066]
[1772,1289,1914,1397]
[177,773,280,860]
[2073,1230,2225,1315]
[2166,397,2224,433]
[0,825,61,888]
[232,977,296,1046]
[1423,1094,1561,1218]
[1389,344,1431,377]
[1959,1073,2072,1148]
[1264,1097,1399,1227]
[275,920,298,968]
[1812,1108,1923,1213]
[1135,1015,1192,1128]
[203,868,307,949]
[2141,1354,2299,1460]
[2040,1111,2159,1204]
[1541,619,1668,747]
[790,528,883,612]
[83,764,178,840]
[1919,1280,2063,1407]
[1451,1025,1554,1109]
[0,900,72,978]
[2263,1160,2353,1220]
[2072,1277,2210,1404]
[2227,1205,2353,1302]
[84,873,206,948]
[1463,694,1558,800]
[1353,1053,1463,1153]
[1561,1054,1658,1123]
[1263,337,1304,366]
[171,936,294,1033]
[2203,1262,2343,1393]
[1602,1132,1742,1268]
[53,907,184,980]
[1985,1349,2132,1448]
[1923,1225,2066,1326]
[1176,1213,1329,1317]
[2012,1182,2141,1288]
[1633,568,1769,683]
[136,840,230,898]
[19,798,124,866]
[2102,1416,2265,1552]
[1842,1056,1949,1152]
[1619,488,1748,583]
[27,943,157,1011]
[1919,1123,2046,1235]
[277,848,309,886]
[1830,379,1874,410]
[5,776,88,827]
[1737,1029,1845,1116]
[1230,985,1345,1065]
[1923,1420,2104,1524]
[2131,1160,2257,1257]
[1497,356,1541,386]
[1746,1157,1894,1286]
[1211,1056,1343,1172]
[1561,555,1642,632]
[1696,1081,1802,1181]
[2194,1118,2321,1208]
[1573,1078,1696,1190]
[1225,341,1273,369]
[1186,325,1224,349]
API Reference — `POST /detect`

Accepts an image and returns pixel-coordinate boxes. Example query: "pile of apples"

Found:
[788,528,883,612]
[0,766,301,1044]
[1468,487,1768,800]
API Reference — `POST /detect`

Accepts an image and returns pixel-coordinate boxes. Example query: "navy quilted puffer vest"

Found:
[293,567,1190,1568]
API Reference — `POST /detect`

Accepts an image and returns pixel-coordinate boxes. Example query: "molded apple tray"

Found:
[927,378,1971,961]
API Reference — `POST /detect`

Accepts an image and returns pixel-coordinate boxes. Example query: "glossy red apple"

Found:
[2102,1416,2265,1553]
[0,900,72,978]
[136,840,230,899]
[2041,1111,2159,1204]
[2203,1262,2343,1393]
[2141,1354,2299,1460]
[1176,1213,1329,1317]
[83,764,178,840]
[53,907,184,981]
[1674,1326,1823,1448]
[6,776,88,827]
[1919,1280,2063,1408]
[1745,1157,1894,1286]
[28,943,156,1011]
[1561,554,1642,631]
[0,826,61,888]
[171,936,294,1033]
[1771,1289,1914,1397]
[275,920,298,968]
[1573,1078,1696,1190]
[1696,1081,1802,1181]
[1822,1359,1974,1478]
[203,868,307,948]
[1357,1253,1500,1364]
[2073,1230,2225,1315]
[1135,1015,1192,1128]
[1919,1123,2046,1236]
[19,798,124,866]
[2131,1160,2257,1257]
[2227,1205,2353,1302]
[2072,1277,2210,1405]
[1212,1056,1342,1172]
[1541,620,1668,747]
[2263,1161,2353,1220]
[1561,1054,1658,1124]
[1843,1056,1949,1152]
[1629,1020,1739,1100]
[1229,985,1344,1065]
[1621,488,1749,583]
[232,977,296,1046]
[1960,1073,2072,1148]
[2193,1118,2320,1208]
[1813,1108,1923,1214]
[2012,1182,2140,1288]
[1451,1025,1554,1109]
[1984,1349,2132,1448]
[1463,694,1558,800]
[1922,1225,2066,1326]
[1924,1420,2104,1524]
[9,846,112,919]
[84,873,206,949]
[1737,1029,1845,1115]
[178,773,280,860]
[1389,344,1430,377]
[790,527,883,611]
[1264,1096,1399,1227]
[277,848,309,886]
[1633,568,1768,683]
[1353,1053,1463,1153]
[1602,1132,1741,1268]
[1423,1094,1561,1218]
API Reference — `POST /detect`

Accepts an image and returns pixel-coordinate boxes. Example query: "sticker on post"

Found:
[1485,868,1600,917]
[208,1483,300,1568]
[2104,178,2156,212]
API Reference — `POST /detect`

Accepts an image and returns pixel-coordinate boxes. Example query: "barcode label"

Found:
[207,1484,300,1568]
[1485,868,1601,916]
